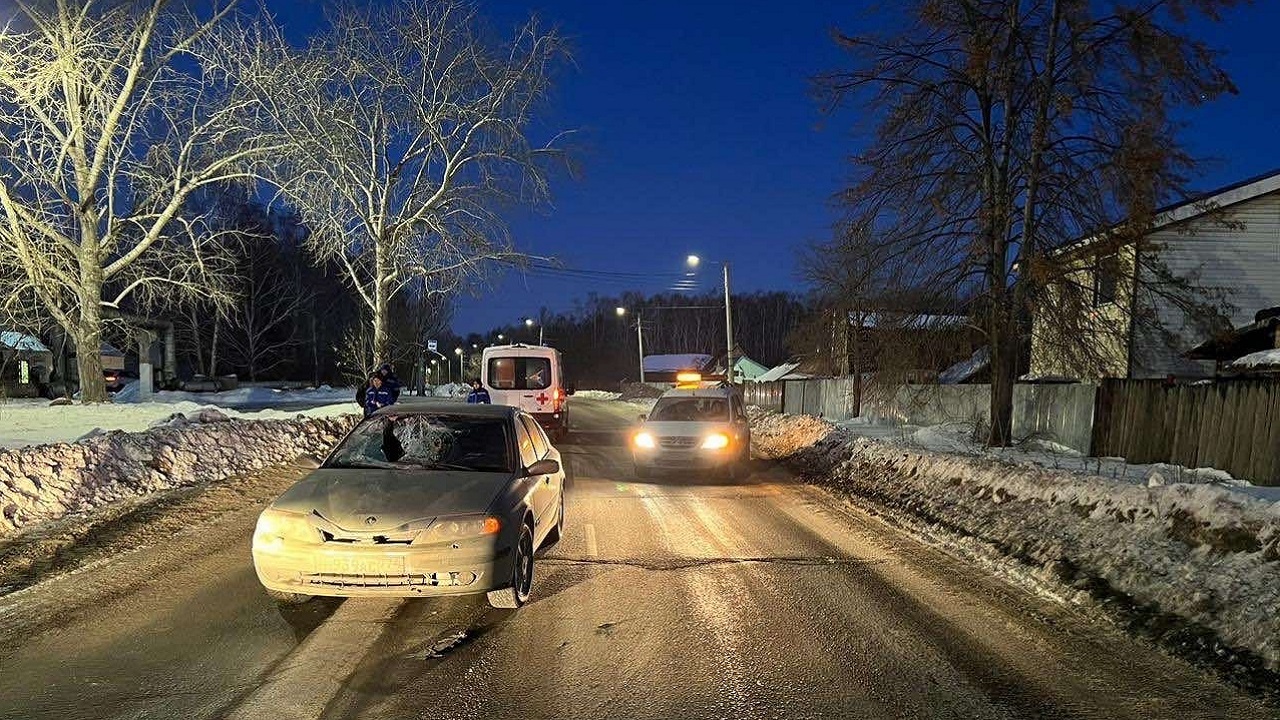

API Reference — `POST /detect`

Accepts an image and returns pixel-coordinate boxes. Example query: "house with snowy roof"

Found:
[1,330,54,397]
[1030,168,1280,380]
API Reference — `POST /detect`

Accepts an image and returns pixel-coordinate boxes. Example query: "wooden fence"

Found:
[1092,379,1280,485]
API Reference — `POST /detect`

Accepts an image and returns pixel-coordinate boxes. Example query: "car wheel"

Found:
[635,464,653,480]
[487,523,535,609]
[265,589,313,605]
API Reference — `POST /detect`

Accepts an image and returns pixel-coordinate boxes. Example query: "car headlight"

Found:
[420,515,501,543]
[701,433,730,450]
[633,431,656,449]
[254,508,320,551]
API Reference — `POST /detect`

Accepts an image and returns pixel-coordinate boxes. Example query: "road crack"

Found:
[540,555,886,572]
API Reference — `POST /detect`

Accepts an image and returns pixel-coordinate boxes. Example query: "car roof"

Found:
[375,399,521,419]
[658,386,737,399]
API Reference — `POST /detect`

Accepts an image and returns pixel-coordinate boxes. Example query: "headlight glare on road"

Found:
[701,433,730,450]
[253,509,320,550]
[422,515,501,543]
[633,431,656,449]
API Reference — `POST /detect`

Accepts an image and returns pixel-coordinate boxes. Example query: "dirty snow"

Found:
[749,407,1280,671]
[0,415,359,537]
[575,390,622,401]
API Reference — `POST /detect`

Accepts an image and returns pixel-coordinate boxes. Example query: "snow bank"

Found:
[1230,349,1280,369]
[113,382,355,406]
[750,408,1280,671]
[0,414,359,537]
[431,383,470,398]
[575,390,622,401]
[0,399,356,450]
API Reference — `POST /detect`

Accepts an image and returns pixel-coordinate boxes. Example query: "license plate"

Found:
[317,555,405,576]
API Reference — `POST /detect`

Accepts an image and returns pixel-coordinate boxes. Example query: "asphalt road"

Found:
[0,398,1271,719]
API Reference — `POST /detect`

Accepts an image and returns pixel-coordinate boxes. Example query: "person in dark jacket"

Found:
[378,363,402,403]
[364,375,393,417]
[466,379,491,404]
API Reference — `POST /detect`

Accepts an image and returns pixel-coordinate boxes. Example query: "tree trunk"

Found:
[76,278,108,403]
[210,318,220,377]
[987,304,1016,447]
[372,238,392,365]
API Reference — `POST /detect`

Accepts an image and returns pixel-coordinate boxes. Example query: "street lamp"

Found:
[615,306,626,316]
[454,347,463,383]
[523,317,543,345]
[687,253,735,385]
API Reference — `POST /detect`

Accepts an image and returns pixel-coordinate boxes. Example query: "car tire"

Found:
[487,523,535,609]
[635,464,653,480]
[265,589,313,605]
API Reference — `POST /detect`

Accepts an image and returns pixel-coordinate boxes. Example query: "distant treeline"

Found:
[483,291,813,388]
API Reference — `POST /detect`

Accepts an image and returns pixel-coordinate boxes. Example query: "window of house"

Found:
[1094,254,1122,307]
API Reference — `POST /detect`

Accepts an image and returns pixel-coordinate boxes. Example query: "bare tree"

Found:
[0,0,282,401]
[816,0,1242,445]
[222,231,309,382]
[237,0,571,367]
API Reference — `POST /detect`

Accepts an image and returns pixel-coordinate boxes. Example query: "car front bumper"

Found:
[632,447,737,470]
[253,540,514,599]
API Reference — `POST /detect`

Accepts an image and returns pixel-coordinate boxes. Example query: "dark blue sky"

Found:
[273,0,1280,335]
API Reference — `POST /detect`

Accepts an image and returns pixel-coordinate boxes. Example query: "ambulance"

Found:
[480,344,573,442]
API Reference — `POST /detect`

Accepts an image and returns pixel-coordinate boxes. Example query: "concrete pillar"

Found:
[138,329,156,401]
[163,324,177,386]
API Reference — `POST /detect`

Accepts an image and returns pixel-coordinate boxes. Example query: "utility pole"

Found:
[723,262,734,385]
[636,311,646,384]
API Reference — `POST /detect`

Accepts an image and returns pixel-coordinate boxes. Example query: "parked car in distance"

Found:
[252,401,566,609]
[180,374,225,392]
[632,379,751,480]
[104,369,133,393]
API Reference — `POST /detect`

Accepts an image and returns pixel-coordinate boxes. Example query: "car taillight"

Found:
[553,388,565,410]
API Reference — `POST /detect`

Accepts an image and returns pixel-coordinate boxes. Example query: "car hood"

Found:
[639,420,734,437]
[271,468,511,532]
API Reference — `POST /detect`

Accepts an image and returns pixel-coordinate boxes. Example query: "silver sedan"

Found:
[252,402,565,609]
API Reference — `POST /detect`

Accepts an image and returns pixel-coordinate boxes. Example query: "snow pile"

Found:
[431,383,470,398]
[113,382,354,406]
[0,398,357,450]
[1230,349,1280,369]
[0,414,359,537]
[750,408,1280,671]
[575,390,622,401]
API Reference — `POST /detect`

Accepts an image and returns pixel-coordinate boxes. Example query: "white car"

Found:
[631,383,751,479]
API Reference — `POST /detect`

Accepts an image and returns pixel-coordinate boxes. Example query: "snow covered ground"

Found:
[835,416,1280,503]
[574,390,622,401]
[748,408,1280,672]
[0,395,357,450]
[112,382,356,407]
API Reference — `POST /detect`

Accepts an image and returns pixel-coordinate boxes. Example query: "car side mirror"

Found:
[526,458,560,477]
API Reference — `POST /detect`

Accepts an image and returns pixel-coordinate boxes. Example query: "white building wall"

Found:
[1135,189,1280,378]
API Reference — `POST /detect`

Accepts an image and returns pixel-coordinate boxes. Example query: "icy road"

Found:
[0,399,1269,719]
